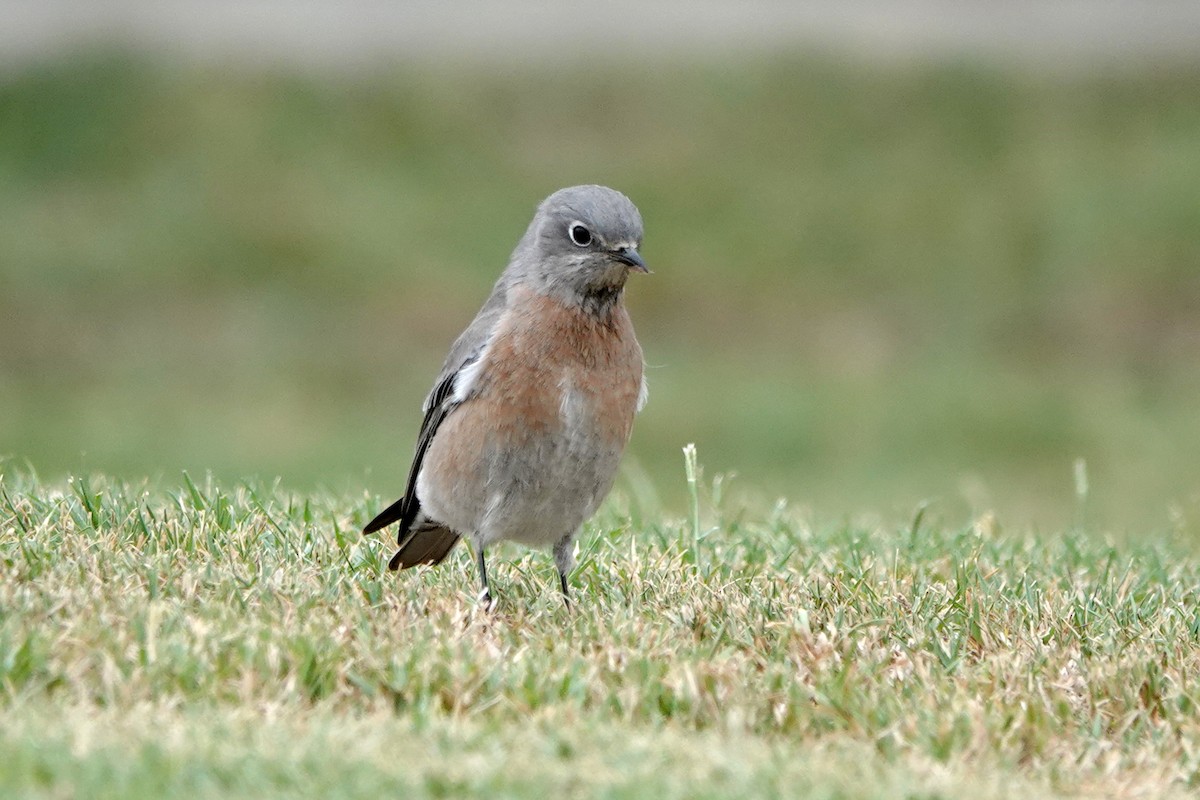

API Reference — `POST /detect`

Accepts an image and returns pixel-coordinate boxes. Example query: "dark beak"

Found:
[613,247,649,273]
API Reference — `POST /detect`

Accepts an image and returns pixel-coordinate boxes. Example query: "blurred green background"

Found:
[2,50,1199,531]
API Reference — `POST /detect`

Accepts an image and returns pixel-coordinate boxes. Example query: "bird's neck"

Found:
[577,284,625,319]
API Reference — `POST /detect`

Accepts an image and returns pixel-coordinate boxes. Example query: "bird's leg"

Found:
[553,534,575,610]
[559,569,571,610]
[475,545,493,609]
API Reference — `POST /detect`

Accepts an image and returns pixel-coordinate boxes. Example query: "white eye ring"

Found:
[568,222,592,247]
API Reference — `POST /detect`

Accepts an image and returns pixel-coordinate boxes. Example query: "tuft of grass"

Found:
[2,466,1200,797]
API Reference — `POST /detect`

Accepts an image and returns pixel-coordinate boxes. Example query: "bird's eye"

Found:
[568,222,592,247]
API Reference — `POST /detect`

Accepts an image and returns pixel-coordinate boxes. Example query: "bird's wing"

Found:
[361,366,460,536]
[362,282,509,539]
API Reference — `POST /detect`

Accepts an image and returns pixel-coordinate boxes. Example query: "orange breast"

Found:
[486,288,643,446]
[418,285,644,530]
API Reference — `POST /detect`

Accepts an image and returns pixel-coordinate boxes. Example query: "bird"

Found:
[363,185,649,607]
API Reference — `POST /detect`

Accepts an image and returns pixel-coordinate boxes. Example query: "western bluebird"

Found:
[363,185,649,607]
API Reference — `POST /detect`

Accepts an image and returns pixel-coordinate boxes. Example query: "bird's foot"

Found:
[477,587,496,612]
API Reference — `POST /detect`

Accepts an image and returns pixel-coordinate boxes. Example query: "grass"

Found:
[2,54,1200,529]
[3,465,1200,797]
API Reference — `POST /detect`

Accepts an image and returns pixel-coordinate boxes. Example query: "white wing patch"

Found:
[450,337,493,404]
[636,375,649,413]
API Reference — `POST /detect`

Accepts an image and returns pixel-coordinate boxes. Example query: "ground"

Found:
[2,469,1199,798]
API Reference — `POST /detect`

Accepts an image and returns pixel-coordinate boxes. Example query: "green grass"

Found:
[2,54,1200,529]
[3,466,1200,797]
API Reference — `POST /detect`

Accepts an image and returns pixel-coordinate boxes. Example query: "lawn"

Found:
[2,467,1199,798]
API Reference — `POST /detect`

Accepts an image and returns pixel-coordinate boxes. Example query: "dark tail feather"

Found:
[389,523,461,571]
[363,496,407,534]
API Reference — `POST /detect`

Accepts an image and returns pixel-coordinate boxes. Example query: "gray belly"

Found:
[416,400,625,549]
[476,425,624,548]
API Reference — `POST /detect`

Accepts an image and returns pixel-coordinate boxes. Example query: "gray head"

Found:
[510,185,647,309]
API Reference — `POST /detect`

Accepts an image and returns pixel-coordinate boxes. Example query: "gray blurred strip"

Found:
[2,1,1199,69]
